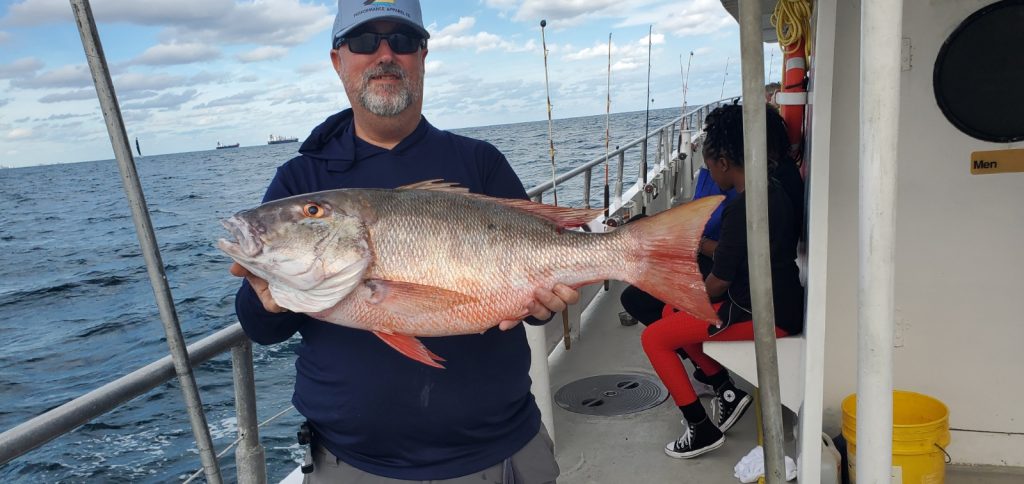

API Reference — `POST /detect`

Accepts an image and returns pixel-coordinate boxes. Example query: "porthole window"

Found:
[933,0,1024,143]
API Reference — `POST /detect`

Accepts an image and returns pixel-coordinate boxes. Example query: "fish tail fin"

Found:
[623,196,724,324]
[373,331,447,369]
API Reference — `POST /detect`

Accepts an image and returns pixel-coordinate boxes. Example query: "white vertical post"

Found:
[796,0,839,480]
[526,325,555,443]
[858,0,902,482]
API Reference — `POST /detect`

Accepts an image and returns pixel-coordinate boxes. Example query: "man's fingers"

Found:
[229,262,249,277]
[552,283,580,305]
[498,320,522,331]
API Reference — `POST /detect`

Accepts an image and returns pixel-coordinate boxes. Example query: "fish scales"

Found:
[218,181,722,367]
[325,189,634,336]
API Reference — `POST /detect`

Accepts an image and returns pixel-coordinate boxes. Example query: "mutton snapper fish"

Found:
[218,180,723,368]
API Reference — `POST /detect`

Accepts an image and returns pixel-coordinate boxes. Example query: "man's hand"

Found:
[230,262,287,313]
[498,283,580,331]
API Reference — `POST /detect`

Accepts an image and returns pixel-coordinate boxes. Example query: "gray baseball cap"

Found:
[332,0,430,48]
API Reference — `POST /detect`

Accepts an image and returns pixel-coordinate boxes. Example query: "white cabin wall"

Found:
[817,0,1024,465]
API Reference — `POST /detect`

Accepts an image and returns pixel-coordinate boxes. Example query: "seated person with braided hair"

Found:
[641,102,805,459]
[618,141,736,395]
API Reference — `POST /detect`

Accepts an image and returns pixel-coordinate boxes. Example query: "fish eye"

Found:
[302,202,327,218]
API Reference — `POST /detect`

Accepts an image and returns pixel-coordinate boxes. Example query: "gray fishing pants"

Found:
[302,426,559,484]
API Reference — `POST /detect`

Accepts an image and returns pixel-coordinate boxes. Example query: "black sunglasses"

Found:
[335,31,426,55]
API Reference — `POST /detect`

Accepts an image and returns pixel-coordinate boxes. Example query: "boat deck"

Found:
[547,281,1024,484]
[549,281,798,483]
[278,279,1024,483]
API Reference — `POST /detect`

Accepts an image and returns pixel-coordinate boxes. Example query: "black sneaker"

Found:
[664,418,725,459]
[713,384,752,433]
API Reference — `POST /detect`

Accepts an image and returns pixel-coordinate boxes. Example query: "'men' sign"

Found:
[970,149,1024,175]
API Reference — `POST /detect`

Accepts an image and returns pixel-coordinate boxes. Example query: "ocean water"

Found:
[0,107,683,483]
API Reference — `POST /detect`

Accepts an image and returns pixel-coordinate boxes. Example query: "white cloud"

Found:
[429,17,538,53]
[236,46,289,63]
[296,62,329,75]
[424,60,444,76]
[0,57,45,79]
[10,64,91,89]
[0,98,10,107]
[3,0,332,47]
[481,0,733,36]
[113,72,187,92]
[483,0,519,9]
[194,90,262,109]
[433,16,476,37]
[563,32,665,75]
[129,43,222,66]
[507,0,622,23]
[38,89,97,103]
[0,31,10,43]
[615,0,734,37]
[5,128,33,140]
[122,89,199,110]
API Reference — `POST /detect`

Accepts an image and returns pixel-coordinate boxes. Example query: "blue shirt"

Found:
[692,167,737,240]
[234,109,540,480]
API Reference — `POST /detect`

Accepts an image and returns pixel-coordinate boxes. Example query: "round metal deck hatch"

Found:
[554,373,669,416]
[933,0,1024,142]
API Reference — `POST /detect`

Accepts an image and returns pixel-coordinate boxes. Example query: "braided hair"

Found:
[703,101,790,173]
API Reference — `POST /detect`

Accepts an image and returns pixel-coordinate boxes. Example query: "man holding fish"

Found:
[226,1,578,482]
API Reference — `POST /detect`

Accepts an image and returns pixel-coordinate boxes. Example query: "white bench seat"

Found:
[703,335,805,412]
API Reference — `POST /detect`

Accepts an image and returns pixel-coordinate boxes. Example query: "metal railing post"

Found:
[738,0,786,481]
[615,149,625,205]
[69,1,221,482]
[232,342,267,484]
[640,139,648,185]
[583,168,592,209]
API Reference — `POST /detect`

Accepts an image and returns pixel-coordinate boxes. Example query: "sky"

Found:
[0,0,781,168]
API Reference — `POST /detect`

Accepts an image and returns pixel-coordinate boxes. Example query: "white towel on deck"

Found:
[734,446,797,483]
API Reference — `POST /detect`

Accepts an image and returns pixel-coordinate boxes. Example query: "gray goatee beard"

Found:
[358,64,418,117]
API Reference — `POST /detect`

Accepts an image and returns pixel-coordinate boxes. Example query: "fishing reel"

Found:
[643,183,659,199]
[298,422,314,474]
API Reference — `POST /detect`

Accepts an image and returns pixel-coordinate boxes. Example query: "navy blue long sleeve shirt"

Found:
[234,109,541,480]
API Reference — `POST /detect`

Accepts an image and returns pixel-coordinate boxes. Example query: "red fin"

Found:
[397,179,602,228]
[373,331,447,369]
[367,279,478,316]
[484,198,605,228]
[624,196,725,324]
[396,179,469,194]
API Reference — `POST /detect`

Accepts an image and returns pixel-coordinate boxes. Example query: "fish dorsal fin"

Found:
[483,198,605,228]
[398,179,602,228]
[366,279,478,316]
[397,179,469,194]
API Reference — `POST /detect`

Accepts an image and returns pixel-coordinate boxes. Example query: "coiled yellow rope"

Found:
[771,0,813,62]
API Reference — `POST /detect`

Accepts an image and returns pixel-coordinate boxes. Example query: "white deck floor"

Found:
[549,281,799,484]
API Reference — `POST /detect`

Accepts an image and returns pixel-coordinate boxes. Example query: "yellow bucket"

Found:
[841,391,950,483]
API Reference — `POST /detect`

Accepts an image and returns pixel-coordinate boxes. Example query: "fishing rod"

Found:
[603,33,612,292]
[539,19,570,350]
[540,19,558,207]
[604,33,612,222]
[720,56,731,100]
[681,51,693,129]
[641,25,652,215]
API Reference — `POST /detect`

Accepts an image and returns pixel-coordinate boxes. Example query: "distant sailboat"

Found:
[135,137,142,157]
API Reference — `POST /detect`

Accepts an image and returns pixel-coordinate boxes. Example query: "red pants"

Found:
[640,302,788,406]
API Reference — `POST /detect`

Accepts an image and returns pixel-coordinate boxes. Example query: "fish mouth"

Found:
[217,216,263,258]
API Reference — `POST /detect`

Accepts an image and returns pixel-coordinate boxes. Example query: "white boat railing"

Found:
[1,2,749,478]
[522,97,742,442]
